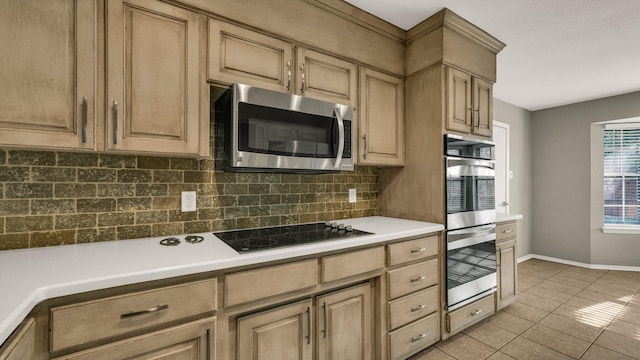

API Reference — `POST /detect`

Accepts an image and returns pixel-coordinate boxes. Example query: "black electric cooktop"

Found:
[214,222,372,253]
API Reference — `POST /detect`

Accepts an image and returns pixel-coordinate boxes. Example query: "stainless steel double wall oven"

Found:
[445,134,497,310]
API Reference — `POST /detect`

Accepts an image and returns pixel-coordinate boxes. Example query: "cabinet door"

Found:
[106,0,208,157]
[358,67,404,166]
[0,318,35,360]
[51,317,215,360]
[296,48,357,106]
[472,77,493,137]
[208,19,292,92]
[0,0,97,151]
[497,239,518,310]
[317,283,373,360]
[446,67,472,134]
[237,299,313,360]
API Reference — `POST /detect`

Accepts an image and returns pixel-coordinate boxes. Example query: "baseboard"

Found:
[518,253,640,272]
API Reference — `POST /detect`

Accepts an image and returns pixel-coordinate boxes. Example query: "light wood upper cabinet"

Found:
[208,19,293,92]
[237,299,313,360]
[446,67,493,138]
[106,0,208,157]
[316,283,373,360]
[358,67,404,166]
[295,48,357,106]
[208,20,356,106]
[0,0,97,151]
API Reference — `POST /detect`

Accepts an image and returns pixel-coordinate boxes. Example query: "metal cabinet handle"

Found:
[112,101,118,145]
[411,304,426,312]
[287,60,291,91]
[305,307,311,345]
[470,309,482,316]
[362,134,367,160]
[120,304,168,319]
[322,302,328,338]
[300,63,305,94]
[411,247,426,254]
[503,229,514,234]
[81,97,88,144]
[410,275,426,283]
[411,333,426,342]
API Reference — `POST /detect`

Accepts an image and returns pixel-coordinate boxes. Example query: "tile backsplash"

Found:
[0,149,378,250]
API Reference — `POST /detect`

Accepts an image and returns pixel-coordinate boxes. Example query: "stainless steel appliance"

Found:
[214,222,371,253]
[445,134,497,310]
[214,83,354,173]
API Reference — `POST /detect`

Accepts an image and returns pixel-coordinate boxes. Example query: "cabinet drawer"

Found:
[226,259,318,307]
[388,313,439,360]
[446,293,495,335]
[322,246,385,283]
[387,259,438,300]
[50,278,217,352]
[387,235,438,267]
[388,286,438,331]
[496,222,517,242]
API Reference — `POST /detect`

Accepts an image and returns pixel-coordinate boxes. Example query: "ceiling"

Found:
[344,0,640,111]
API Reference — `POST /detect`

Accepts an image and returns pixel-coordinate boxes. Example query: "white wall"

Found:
[494,99,533,257]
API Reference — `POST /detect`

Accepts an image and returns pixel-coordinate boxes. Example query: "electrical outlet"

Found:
[348,188,357,203]
[181,191,197,212]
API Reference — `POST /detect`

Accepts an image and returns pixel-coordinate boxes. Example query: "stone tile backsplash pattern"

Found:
[0,149,378,250]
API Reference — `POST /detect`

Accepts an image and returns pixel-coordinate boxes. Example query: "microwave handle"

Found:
[333,107,345,169]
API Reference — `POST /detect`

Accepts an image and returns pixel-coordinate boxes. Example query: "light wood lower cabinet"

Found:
[385,235,441,360]
[316,283,373,360]
[236,282,373,360]
[237,299,312,360]
[51,317,215,360]
[0,319,36,360]
[496,221,518,310]
[444,293,495,337]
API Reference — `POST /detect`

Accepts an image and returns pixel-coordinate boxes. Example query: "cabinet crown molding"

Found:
[407,8,506,54]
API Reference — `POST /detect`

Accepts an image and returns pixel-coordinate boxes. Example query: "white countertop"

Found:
[0,216,443,345]
[496,213,523,222]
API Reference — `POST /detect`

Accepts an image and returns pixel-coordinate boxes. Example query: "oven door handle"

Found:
[447,224,496,250]
[446,157,495,175]
[333,106,345,169]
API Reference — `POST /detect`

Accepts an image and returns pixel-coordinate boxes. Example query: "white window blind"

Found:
[603,125,640,225]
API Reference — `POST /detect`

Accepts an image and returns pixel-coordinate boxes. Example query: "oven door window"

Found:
[447,240,496,289]
[237,102,339,158]
[446,159,495,215]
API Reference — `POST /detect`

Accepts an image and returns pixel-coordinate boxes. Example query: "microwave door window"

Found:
[237,103,335,158]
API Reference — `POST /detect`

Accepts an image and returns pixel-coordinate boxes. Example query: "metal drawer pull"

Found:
[410,275,426,283]
[112,101,118,145]
[306,307,311,345]
[470,309,482,316]
[411,304,426,312]
[286,60,291,91]
[503,229,514,234]
[411,333,426,342]
[411,247,426,254]
[120,304,168,319]
[81,97,88,144]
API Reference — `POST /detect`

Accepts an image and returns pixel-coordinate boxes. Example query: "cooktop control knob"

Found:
[338,223,345,230]
[345,225,353,232]
[324,221,332,227]
[330,222,338,228]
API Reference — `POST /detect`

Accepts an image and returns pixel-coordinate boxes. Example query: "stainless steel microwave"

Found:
[214,83,354,173]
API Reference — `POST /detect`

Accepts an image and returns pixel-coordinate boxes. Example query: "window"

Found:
[603,125,640,225]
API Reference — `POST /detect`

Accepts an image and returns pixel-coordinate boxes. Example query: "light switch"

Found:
[348,188,357,203]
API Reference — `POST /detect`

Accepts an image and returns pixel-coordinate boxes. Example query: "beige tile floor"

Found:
[408,258,640,359]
